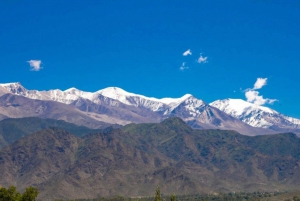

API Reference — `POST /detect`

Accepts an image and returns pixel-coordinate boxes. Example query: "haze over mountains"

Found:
[0,82,299,135]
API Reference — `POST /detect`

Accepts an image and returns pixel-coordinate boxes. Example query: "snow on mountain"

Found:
[95,87,194,112]
[0,82,47,100]
[2,83,299,134]
[285,116,300,126]
[0,83,87,104]
[0,82,283,135]
[0,85,10,96]
[0,83,193,114]
[210,98,300,129]
[181,95,206,117]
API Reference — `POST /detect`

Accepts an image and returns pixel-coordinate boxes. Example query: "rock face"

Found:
[0,93,113,129]
[0,83,277,135]
[1,118,300,200]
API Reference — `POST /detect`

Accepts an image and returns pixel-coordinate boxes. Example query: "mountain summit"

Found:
[210,98,300,133]
[0,82,298,135]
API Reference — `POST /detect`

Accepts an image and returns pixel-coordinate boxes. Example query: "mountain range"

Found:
[0,82,299,135]
[1,117,300,200]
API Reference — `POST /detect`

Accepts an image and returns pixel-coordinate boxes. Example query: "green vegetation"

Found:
[0,117,102,149]
[3,117,300,200]
[0,186,38,201]
[169,194,176,201]
[55,191,287,201]
[155,187,161,201]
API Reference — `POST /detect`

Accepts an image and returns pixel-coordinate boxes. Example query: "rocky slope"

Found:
[0,93,116,128]
[0,118,300,200]
[0,117,102,149]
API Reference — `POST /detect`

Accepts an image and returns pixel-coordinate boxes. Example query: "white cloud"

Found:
[244,77,277,106]
[253,78,267,89]
[27,60,42,71]
[245,90,277,106]
[197,54,208,63]
[179,62,189,71]
[183,49,192,56]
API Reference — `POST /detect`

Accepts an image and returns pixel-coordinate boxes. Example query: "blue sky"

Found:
[1,0,300,118]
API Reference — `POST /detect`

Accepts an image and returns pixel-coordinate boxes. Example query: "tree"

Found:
[0,186,21,201]
[293,196,300,201]
[155,186,161,201]
[0,186,38,201]
[20,186,39,201]
[170,194,176,201]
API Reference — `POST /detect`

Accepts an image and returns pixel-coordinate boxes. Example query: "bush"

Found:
[0,186,38,201]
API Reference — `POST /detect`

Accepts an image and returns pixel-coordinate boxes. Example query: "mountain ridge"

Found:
[0,82,297,135]
[0,83,193,112]
[1,118,300,200]
[0,117,103,149]
[210,98,300,134]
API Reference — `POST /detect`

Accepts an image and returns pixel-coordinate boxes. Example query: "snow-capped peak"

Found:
[96,87,193,109]
[210,98,300,128]
[64,87,79,92]
[0,82,22,87]
[0,82,24,90]
[0,82,29,96]
[0,83,196,113]
[160,94,193,105]
[1,82,300,132]
[63,87,94,100]
[96,87,139,105]
[210,98,276,116]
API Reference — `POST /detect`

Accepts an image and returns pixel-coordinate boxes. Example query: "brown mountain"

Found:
[0,117,102,149]
[70,96,163,124]
[0,118,300,200]
[0,94,117,128]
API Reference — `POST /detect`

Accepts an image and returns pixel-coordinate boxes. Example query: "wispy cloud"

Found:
[179,62,189,71]
[197,54,208,63]
[253,78,267,89]
[245,78,277,105]
[183,49,192,56]
[27,60,42,71]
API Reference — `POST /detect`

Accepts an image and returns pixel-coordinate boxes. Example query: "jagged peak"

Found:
[0,82,23,88]
[0,82,27,95]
